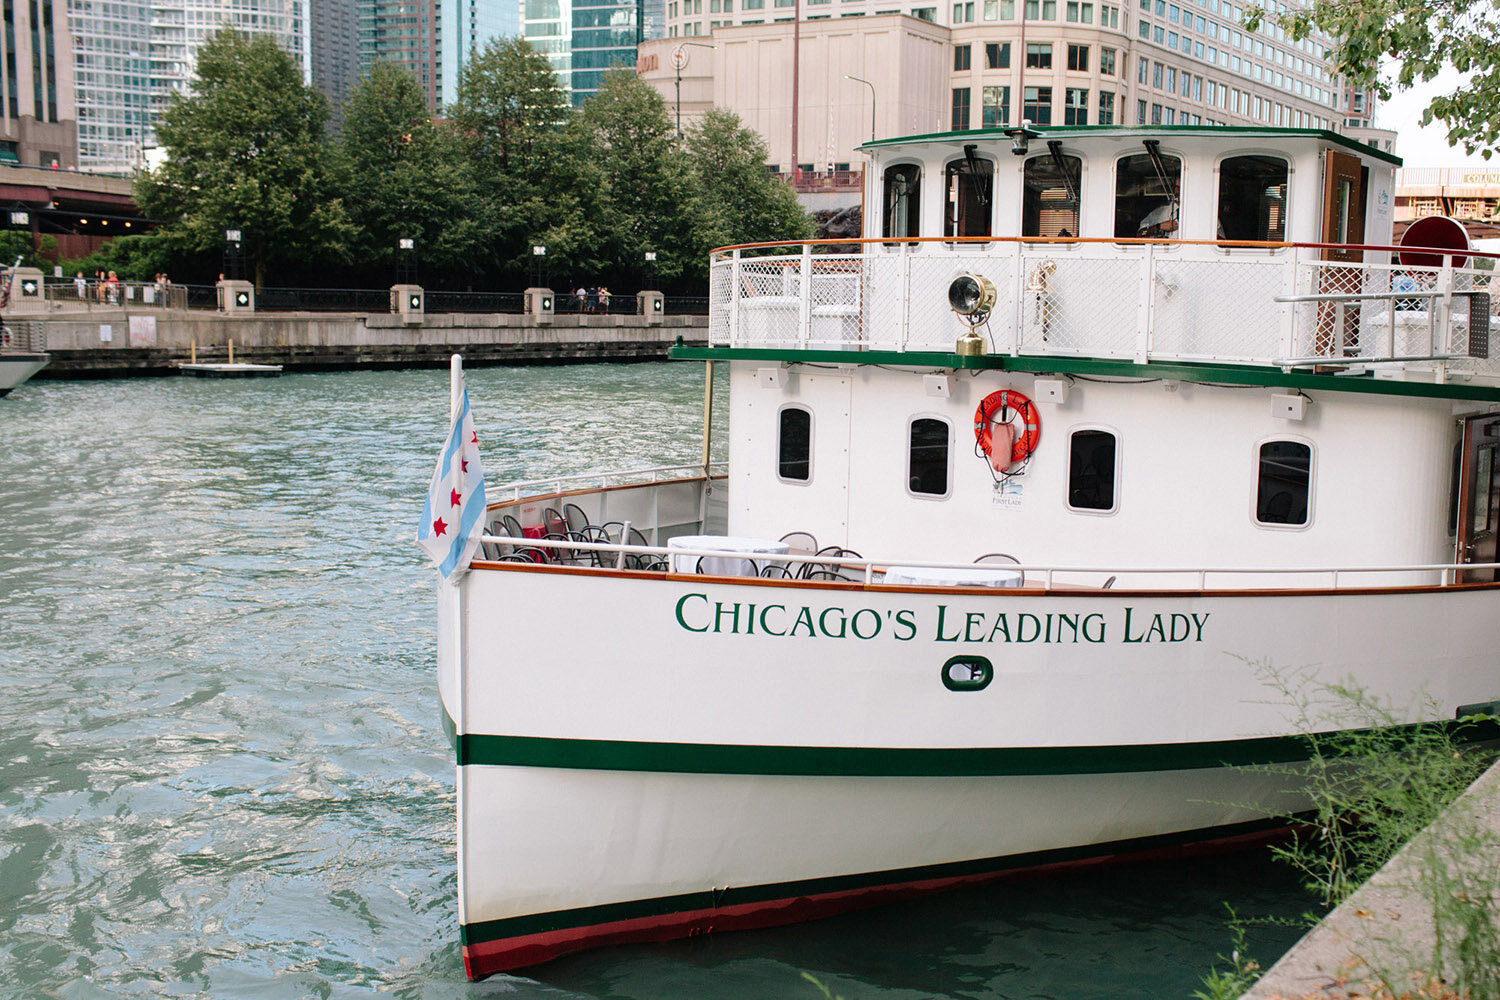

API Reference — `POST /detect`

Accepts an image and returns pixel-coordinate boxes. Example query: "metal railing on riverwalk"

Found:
[43,282,710,316]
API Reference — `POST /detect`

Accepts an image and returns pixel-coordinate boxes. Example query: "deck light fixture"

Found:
[949,273,996,319]
[1004,121,1040,156]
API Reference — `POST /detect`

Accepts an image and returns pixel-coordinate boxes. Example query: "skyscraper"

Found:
[69,0,309,173]
[522,0,649,105]
[311,0,359,124]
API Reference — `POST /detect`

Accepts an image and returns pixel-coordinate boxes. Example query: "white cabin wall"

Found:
[728,361,1460,577]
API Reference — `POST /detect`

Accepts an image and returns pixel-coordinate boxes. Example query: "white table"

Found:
[882,565,1023,588]
[668,535,791,577]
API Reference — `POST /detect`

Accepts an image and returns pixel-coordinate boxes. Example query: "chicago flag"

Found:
[416,382,486,581]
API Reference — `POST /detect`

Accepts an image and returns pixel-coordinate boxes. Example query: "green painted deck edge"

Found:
[443,709,1500,777]
[457,815,1295,946]
[667,345,1500,403]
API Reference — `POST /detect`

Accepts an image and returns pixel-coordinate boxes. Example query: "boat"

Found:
[425,124,1500,979]
[0,320,48,396]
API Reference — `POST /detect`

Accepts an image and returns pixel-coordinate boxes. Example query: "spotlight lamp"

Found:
[948,273,997,321]
[1003,121,1040,156]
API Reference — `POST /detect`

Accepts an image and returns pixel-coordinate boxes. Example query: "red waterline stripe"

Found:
[460,824,1289,979]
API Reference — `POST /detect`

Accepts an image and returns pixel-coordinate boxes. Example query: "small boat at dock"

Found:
[422,124,1500,978]
[0,320,48,396]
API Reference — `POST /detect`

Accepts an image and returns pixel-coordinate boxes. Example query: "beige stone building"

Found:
[638,0,1355,177]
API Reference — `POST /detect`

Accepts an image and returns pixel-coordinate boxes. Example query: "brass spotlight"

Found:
[948,273,996,319]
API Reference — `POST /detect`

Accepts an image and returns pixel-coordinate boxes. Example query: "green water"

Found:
[0,366,1312,998]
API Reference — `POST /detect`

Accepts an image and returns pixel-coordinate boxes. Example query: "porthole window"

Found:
[778,405,812,482]
[883,164,921,239]
[1217,155,1287,242]
[908,417,952,498]
[1067,428,1117,512]
[1255,439,1312,526]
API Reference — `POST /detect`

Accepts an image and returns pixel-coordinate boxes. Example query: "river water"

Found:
[0,365,1312,999]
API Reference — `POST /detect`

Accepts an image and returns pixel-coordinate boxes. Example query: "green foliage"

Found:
[684,108,814,254]
[1245,0,1500,158]
[1192,906,1263,1000]
[342,62,481,274]
[1235,664,1500,997]
[0,230,56,269]
[60,233,173,282]
[446,38,571,283]
[135,29,353,285]
[552,69,695,282]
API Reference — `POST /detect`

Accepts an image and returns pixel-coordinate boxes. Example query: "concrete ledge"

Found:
[1245,759,1500,999]
[31,311,708,377]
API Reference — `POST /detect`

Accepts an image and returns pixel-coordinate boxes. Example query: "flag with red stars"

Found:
[415,379,486,581]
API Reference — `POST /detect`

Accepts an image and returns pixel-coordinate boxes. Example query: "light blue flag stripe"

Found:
[439,477,486,577]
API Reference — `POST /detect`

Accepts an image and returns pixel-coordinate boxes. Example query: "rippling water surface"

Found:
[0,366,1311,999]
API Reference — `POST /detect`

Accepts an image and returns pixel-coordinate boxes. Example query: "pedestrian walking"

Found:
[598,286,610,314]
[74,271,86,299]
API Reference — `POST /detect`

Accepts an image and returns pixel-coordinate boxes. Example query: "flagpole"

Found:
[450,353,462,423]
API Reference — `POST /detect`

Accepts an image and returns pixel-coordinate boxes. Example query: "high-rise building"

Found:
[438,0,517,106]
[69,0,309,173]
[523,0,649,105]
[358,0,443,108]
[0,0,78,167]
[311,0,359,124]
[642,0,1357,173]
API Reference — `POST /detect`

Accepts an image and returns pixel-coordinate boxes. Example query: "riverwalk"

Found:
[1244,759,1500,999]
[23,307,708,377]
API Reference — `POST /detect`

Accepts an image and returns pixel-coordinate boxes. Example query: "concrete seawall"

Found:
[27,309,709,377]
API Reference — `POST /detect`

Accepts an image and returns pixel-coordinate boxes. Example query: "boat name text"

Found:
[672,595,1209,644]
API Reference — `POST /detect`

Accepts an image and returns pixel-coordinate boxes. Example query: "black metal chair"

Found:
[543,507,569,538]
[563,503,591,534]
[760,563,794,579]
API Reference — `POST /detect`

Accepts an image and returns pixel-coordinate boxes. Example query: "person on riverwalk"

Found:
[598,287,610,314]
[105,271,119,305]
[74,271,86,300]
[573,286,586,313]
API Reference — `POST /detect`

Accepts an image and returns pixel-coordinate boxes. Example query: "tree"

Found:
[1246,0,1500,158]
[447,38,570,283]
[684,108,813,258]
[548,69,697,285]
[341,62,480,277]
[135,30,353,285]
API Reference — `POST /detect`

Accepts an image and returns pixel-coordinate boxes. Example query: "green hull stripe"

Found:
[458,815,1292,946]
[667,346,1500,404]
[447,710,1500,776]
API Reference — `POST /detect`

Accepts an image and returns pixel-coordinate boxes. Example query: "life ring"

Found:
[974,389,1041,474]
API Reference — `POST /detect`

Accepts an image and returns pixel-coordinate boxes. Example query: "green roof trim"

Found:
[667,345,1500,403]
[857,124,1403,167]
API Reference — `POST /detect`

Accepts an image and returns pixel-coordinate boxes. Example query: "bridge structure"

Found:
[0,164,148,259]
[1395,166,1500,242]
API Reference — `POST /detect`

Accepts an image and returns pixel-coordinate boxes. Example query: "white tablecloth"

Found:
[882,565,1023,588]
[668,535,791,577]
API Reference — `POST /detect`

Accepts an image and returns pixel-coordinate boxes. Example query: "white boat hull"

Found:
[441,566,1500,975]
[0,353,47,395]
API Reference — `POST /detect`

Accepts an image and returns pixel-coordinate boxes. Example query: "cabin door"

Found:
[1456,415,1500,582]
[1316,150,1367,355]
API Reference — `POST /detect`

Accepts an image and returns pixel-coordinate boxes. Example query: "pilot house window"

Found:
[908,418,951,497]
[945,151,993,238]
[1114,147,1181,238]
[778,406,812,482]
[1023,150,1081,238]
[883,164,920,238]
[1256,440,1311,526]
[1217,155,1288,241]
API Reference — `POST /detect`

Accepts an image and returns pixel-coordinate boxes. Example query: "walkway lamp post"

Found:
[846,75,876,143]
[672,42,717,138]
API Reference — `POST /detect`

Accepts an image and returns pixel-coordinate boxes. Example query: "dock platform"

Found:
[177,362,284,378]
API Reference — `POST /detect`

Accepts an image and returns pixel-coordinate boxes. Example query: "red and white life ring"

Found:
[974,389,1041,474]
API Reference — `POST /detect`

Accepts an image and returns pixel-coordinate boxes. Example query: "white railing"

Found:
[475,533,1498,591]
[487,461,728,504]
[710,238,1500,376]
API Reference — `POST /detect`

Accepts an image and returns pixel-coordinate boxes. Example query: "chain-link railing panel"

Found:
[733,255,803,347]
[1016,251,1140,358]
[860,251,907,349]
[708,258,733,345]
[1290,261,1370,359]
[1150,256,1289,362]
[805,255,865,350]
[902,248,1017,353]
